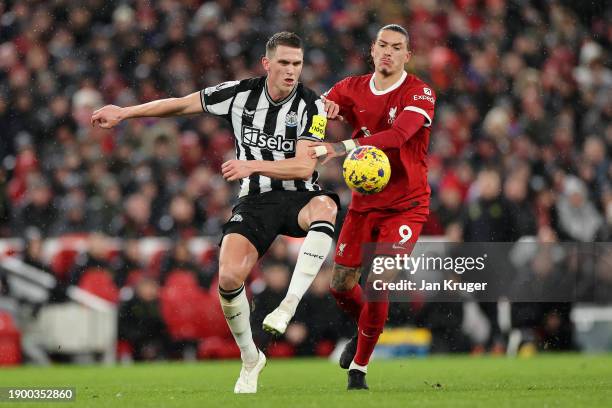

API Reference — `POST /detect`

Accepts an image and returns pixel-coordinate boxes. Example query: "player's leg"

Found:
[330,264,364,320]
[349,215,424,388]
[218,233,266,393]
[329,210,368,322]
[329,210,372,372]
[263,195,337,334]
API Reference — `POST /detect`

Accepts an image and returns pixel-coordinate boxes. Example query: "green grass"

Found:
[2,354,612,407]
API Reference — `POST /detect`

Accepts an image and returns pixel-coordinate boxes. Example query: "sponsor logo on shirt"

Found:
[413,94,435,103]
[242,125,296,153]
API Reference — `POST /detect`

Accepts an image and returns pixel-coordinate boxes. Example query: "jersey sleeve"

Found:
[200,80,240,116]
[402,84,436,127]
[298,97,328,142]
[323,77,352,116]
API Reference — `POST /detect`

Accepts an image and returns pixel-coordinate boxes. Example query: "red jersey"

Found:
[326,72,435,214]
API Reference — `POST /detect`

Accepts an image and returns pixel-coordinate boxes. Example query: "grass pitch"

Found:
[2,354,611,407]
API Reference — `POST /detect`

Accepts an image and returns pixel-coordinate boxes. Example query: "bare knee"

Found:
[218,263,248,290]
[330,264,361,292]
[218,234,258,290]
[312,196,338,223]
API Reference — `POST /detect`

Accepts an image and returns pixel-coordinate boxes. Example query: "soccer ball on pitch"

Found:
[342,145,391,194]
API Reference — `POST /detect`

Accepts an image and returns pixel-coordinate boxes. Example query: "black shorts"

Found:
[221,190,340,257]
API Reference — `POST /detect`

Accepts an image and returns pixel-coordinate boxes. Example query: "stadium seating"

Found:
[0,312,21,366]
[78,268,120,303]
[160,270,207,341]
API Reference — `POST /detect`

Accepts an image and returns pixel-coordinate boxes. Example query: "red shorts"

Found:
[334,209,425,268]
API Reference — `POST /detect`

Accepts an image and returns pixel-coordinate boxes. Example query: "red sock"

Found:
[330,285,364,322]
[354,300,389,366]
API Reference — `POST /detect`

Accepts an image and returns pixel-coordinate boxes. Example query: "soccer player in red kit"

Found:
[310,24,436,390]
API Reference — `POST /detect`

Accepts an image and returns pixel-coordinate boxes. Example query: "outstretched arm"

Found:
[309,110,426,164]
[221,141,316,181]
[91,91,203,129]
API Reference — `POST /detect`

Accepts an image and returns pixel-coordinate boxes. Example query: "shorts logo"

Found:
[242,125,296,153]
[308,114,327,139]
[286,111,298,127]
[337,243,347,257]
[229,214,243,223]
[423,87,432,96]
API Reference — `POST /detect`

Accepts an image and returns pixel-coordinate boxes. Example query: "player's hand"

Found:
[221,160,255,181]
[309,142,344,165]
[91,105,125,129]
[321,95,343,121]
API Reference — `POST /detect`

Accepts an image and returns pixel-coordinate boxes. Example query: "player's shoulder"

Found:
[402,74,435,96]
[236,76,265,92]
[297,83,321,104]
[336,73,373,90]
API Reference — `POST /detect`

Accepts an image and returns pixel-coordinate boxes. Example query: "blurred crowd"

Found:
[0,0,611,360]
[0,0,610,241]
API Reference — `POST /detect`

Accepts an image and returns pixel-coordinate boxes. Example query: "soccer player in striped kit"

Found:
[92,32,340,394]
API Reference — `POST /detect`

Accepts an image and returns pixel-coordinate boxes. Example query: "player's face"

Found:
[262,45,303,98]
[371,30,411,77]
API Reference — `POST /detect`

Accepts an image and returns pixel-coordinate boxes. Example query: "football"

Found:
[342,145,391,194]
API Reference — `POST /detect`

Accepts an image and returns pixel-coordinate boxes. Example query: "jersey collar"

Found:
[369,71,407,96]
[264,77,298,106]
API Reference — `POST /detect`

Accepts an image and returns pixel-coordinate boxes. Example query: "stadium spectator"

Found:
[68,233,114,286]
[111,238,144,288]
[159,240,206,287]
[118,277,170,361]
[556,175,604,242]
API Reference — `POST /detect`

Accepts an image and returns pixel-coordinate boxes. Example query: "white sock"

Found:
[279,220,335,316]
[349,360,368,373]
[219,284,259,366]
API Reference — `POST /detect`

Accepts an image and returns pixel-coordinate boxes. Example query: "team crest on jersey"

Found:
[285,111,298,127]
[337,243,346,257]
[388,106,397,124]
[423,87,432,96]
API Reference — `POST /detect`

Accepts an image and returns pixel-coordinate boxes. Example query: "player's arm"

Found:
[91,80,240,128]
[91,91,203,129]
[221,140,316,181]
[309,110,425,163]
[321,77,351,120]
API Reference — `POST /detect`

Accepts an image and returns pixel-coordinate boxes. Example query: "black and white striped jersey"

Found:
[200,76,327,198]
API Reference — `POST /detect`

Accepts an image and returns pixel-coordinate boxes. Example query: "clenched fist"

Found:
[91,105,124,129]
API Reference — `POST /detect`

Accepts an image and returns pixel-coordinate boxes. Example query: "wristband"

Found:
[341,139,357,153]
[313,146,328,157]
